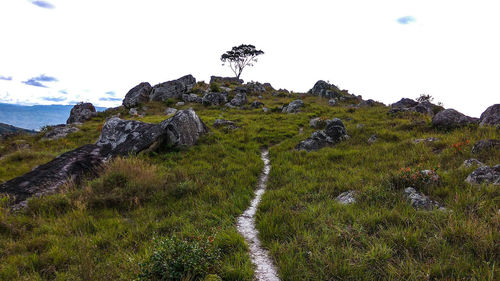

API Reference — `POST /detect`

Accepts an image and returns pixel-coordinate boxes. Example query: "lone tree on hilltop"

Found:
[221,44,264,79]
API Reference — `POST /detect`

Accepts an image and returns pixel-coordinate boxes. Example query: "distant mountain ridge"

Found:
[0,103,107,131]
[0,123,36,137]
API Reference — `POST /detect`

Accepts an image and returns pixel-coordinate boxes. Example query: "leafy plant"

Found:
[137,236,221,281]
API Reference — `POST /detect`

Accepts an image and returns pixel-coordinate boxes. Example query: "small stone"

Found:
[404,187,445,211]
[164,108,178,115]
[462,159,485,168]
[368,134,378,144]
[336,190,356,205]
[175,102,185,106]
[129,108,138,116]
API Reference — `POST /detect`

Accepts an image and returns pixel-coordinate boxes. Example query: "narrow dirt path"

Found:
[236,149,280,281]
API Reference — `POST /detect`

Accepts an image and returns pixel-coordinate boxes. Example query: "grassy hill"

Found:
[0,83,498,280]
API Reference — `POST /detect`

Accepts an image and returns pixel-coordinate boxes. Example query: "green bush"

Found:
[137,236,221,281]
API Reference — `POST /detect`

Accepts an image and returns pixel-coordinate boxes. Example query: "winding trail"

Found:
[236,149,280,281]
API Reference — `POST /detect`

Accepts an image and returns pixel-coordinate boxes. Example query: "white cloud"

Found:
[0,0,499,116]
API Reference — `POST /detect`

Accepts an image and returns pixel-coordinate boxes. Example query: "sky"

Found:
[0,0,499,117]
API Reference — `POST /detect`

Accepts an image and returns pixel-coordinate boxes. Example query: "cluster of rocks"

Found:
[210,76,243,85]
[0,108,208,208]
[465,165,500,185]
[296,118,349,151]
[123,75,197,109]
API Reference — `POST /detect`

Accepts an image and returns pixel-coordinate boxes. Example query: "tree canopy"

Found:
[220,44,264,79]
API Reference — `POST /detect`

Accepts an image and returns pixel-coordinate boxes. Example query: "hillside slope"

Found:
[0,79,498,280]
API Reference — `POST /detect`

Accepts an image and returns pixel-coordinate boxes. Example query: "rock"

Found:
[471,139,500,154]
[465,165,500,185]
[250,101,264,108]
[129,108,139,116]
[404,187,445,211]
[42,125,80,140]
[420,170,440,183]
[262,107,269,113]
[295,131,333,151]
[213,119,238,130]
[432,109,478,129]
[209,76,243,85]
[413,137,439,144]
[0,144,109,208]
[202,92,227,106]
[358,99,379,107]
[297,118,348,151]
[150,75,196,101]
[158,108,209,147]
[368,134,378,144]
[309,80,341,98]
[336,190,356,205]
[391,98,418,108]
[96,117,165,157]
[324,118,349,143]
[412,101,435,116]
[462,159,485,168]
[356,124,365,129]
[282,100,304,113]
[230,92,248,107]
[244,82,270,93]
[182,93,202,103]
[67,102,97,124]
[310,117,327,129]
[176,102,185,106]
[328,99,336,106]
[479,104,500,126]
[122,82,152,108]
[164,108,178,115]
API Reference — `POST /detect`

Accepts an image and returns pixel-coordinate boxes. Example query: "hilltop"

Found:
[0,123,35,138]
[0,75,499,280]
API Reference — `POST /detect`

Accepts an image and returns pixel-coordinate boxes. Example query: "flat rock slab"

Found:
[0,144,109,208]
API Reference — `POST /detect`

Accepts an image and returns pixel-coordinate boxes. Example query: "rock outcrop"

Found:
[465,165,500,185]
[296,118,348,151]
[282,100,304,113]
[67,103,97,124]
[432,109,478,129]
[150,75,196,101]
[404,187,444,211]
[122,82,153,108]
[479,104,500,126]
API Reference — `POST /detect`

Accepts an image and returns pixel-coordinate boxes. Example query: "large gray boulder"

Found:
[465,165,500,185]
[296,118,348,151]
[67,103,97,124]
[150,75,196,101]
[0,144,109,208]
[122,82,153,108]
[282,100,304,113]
[96,118,164,156]
[479,104,500,126]
[202,92,227,106]
[404,187,445,211]
[432,109,478,129]
[159,108,209,147]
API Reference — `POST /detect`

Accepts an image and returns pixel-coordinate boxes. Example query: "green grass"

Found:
[0,91,499,280]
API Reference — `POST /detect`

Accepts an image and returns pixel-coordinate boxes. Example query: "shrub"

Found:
[209,83,221,93]
[164,98,176,107]
[137,236,221,281]
[390,167,439,190]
